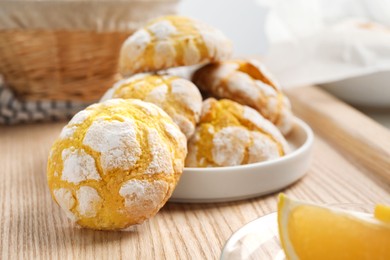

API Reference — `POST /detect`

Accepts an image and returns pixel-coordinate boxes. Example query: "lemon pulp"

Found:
[278,194,390,260]
[375,204,390,223]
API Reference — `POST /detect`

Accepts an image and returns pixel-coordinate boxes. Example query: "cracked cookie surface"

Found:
[47,99,187,230]
[193,59,293,135]
[119,15,232,76]
[185,98,289,167]
[101,73,202,139]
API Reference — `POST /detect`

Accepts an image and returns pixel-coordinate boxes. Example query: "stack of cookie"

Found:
[106,15,293,167]
[47,15,294,230]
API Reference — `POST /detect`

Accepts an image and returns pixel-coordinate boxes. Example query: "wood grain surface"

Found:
[1,86,389,260]
[286,86,390,184]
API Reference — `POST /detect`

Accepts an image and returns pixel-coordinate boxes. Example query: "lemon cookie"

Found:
[47,99,187,230]
[185,98,289,167]
[119,15,232,76]
[193,59,293,135]
[101,73,202,139]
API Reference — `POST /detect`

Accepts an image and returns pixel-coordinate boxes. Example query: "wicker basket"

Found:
[0,30,130,101]
[0,1,178,102]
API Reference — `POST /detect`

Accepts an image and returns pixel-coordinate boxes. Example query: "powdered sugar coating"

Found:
[201,98,213,118]
[266,98,278,117]
[100,98,125,108]
[185,136,199,167]
[83,118,141,173]
[53,188,77,222]
[130,99,161,117]
[248,132,280,163]
[212,127,251,166]
[243,106,289,153]
[48,99,187,230]
[254,80,279,119]
[76,186,102,218]
[131,81,145,92]
[119,15,232,75]
[101,74,202,139]
[171,78,202,116]
[124,29,151,60]
[226,72,261,102]
[172,114,195,139]
[183,40,201,64]
[145,129,173,175]
[119,29,151,74]
[105,73,150,100]
[154,42,176,68]
[193,60,293,135]
[119,179,169,219]
[59,125,77,139]
[211,62,237,86]
[61,148,101,184]
[249,59,281,89]
[147,20,177,40]
[256,80,277,97]
[164,122,187,172]
[278,101,294,135]
[195,22,232,59]
[69,110,91,125]
[185,98,289,167]
[145,84,168,104]
[164,122,187,150]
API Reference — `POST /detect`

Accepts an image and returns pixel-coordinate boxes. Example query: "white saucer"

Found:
[170,117,314,203]
[320,71,390,108]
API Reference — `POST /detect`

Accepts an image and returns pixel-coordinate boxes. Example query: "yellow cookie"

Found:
[193,59,293,135]
[101,73,202,139]
[119,15,232,76]
[47,99,187,230]
[185,98,289,167]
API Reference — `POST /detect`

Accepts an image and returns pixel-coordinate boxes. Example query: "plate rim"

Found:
[170,117,314,203]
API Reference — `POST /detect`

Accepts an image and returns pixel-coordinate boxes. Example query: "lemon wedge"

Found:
[375,204,390,223]
[277,194,390,260]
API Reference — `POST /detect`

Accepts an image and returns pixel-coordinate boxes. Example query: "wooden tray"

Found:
[0,86,389,259]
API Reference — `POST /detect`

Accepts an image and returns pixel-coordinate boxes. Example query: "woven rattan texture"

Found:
[0,30,130,101]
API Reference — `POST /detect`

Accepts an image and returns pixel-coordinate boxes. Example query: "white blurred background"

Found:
[181,0,390,127]
[179,0,268,55]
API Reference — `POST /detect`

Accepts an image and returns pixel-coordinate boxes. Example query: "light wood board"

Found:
[1,86,389,259]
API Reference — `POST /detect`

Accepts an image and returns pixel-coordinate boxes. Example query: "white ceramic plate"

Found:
[170,117,314,203]
[320,71,390,108]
